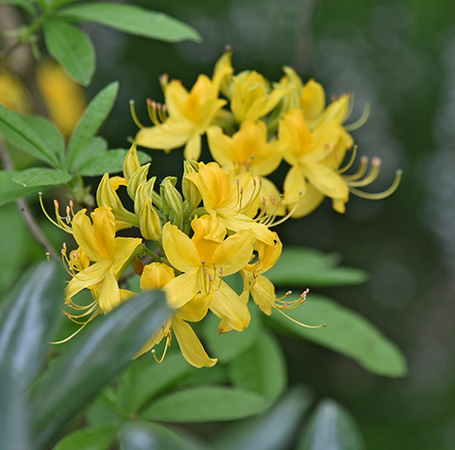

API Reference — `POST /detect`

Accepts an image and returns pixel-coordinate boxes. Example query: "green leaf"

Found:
[22,115,65,167]
[43,19,95,86]
[2,0,36,17]
[118,422,210,450]
[13,168,72,187]
[0,261,65,390]
[0,171,43,206]
[56,3,202,43]
[86,389,125,428]
[229,330,287,401]
[69,136,108,171]
[215,386,313,450]
[268,294,408,377]
[30,290,170,447]
[298,399,365,450]
[75,149,152,177]
[141,386,270,422]
[267,247,369,287]
[0,367,34,450]
[66,82,119,171]
[0,104,60,167]
[52,425,116,450]
[202,306,260,363]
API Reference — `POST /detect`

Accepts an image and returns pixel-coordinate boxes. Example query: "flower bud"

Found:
[123,144,141,182]
[161,177,183,228]
[127,163,150,200]
[182,160,202,212]
[140,198,162,241]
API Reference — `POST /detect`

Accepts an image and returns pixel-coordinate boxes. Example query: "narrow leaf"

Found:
[13,168,72,187]
[0,261,65,390]
[75,149,151,177]
[215,386,313,450]
[118,422,210,450]
[0,104,60,166]
[43,19,95,86]
[141,386,270,422]
[229,330,287,401]
[268,294,408,377]
[298,399,366,450]
[0,171,43,206]
[56,3,202,43]
[52,425,116,450]
[267,247,368,287]
[66,82,119,170]
[69,136,108,171]
[31,290,170,447]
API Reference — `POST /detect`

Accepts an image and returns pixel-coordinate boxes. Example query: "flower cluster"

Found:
[49,53,400,368]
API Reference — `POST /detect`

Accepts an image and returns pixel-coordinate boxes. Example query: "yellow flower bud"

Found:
[123,144,141,182]
[161,177,183,228]
[140,198,162,241]
[182,160,202,212]
[127,163,150,200]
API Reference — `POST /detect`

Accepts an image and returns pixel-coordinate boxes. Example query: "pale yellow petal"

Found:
[164,270,200,310]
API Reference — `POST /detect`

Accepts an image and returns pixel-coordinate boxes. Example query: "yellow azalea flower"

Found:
[134,73,228,160]
[185,162,276,245]
[206,120,285,215]
[279,109,353,217]
[162,216,255,333]
[36,58,86,139]
[137,262,217,368]
[0,67,32,114]
[64,207,142,314]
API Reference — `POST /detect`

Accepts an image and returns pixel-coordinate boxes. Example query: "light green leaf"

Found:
[13,168,72,187]
[267,247,368,287]
[268,294,408,377]
[202,306,260,363]
[215,386,313,450]
[0,104,60,167]
[56,3,202,43]
[229,330,287,401]
[0,261,65,390]
[75,149,151,177]
[30,290,170,448]
[141,386,270,422]
[52,425,116,450]
[118,422,210,450]
[43,19,95,86]
[298,399,365,450]
[21,115,65,167]
[66,82,119,170]
[0,171,43,206]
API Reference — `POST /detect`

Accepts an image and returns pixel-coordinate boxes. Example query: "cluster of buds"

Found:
[48,53,400,368]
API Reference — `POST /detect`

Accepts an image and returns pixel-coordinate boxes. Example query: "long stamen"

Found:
[130,100,145,128]
[343,156,369,181]
[51,310,99,344]
[267,191,302,227]
[348,157,381,187]
[338,146,358,174]
[276,308,327,328]
[152,328,172,363]
[349,169,402,200]
[345,103,371,131]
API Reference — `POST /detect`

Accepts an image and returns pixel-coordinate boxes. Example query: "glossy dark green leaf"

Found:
[141,386,270,422]
[267,247,368,287]
[268,294,408,377]
[13,167,72,187]
[0,260,65,390]
[75,149,152,176]
[66,82,119,171]
[202,305,260,363]
[56,3,202,43]
[229,330,287,401]
[43,19,95,86]
[118,422,210,450]
[0,367,34,450]
[0,104,60,167]
[215,386,313,450]
[0,171,43,206]
[31,290,170,447]
[298,399,365,450]
[52,425,117,450]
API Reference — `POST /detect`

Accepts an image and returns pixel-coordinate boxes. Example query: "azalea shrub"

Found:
[0,2,407,449]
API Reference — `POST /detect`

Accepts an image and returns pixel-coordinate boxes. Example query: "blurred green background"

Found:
[2,0,455,448]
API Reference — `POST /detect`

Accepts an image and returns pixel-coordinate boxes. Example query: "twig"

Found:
[0,137,59,260]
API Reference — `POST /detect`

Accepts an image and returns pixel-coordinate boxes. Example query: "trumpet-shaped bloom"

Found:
[134,74,227,160]
[185,162,276,245]
[162,216,255,333]
[138,262,217,368]
[64,207,142,314]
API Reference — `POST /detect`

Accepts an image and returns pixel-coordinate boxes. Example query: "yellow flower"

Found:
[138,262,217,368]
[0,67,32,114]
[134,74,227,160]
[279,109,353,217]
[206,120,284,215]
[162,216,255,333]
[185,162,276,245]
[64,207,142,314]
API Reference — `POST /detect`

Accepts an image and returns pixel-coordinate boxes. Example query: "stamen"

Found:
[343,156,369,181]
[130,100,145,129]
[348,157,381,187]
[345,103,371,131]
[349,169,402,200]
[267,192,302,227]
[338,146,358,174]
[276,308,327,329]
